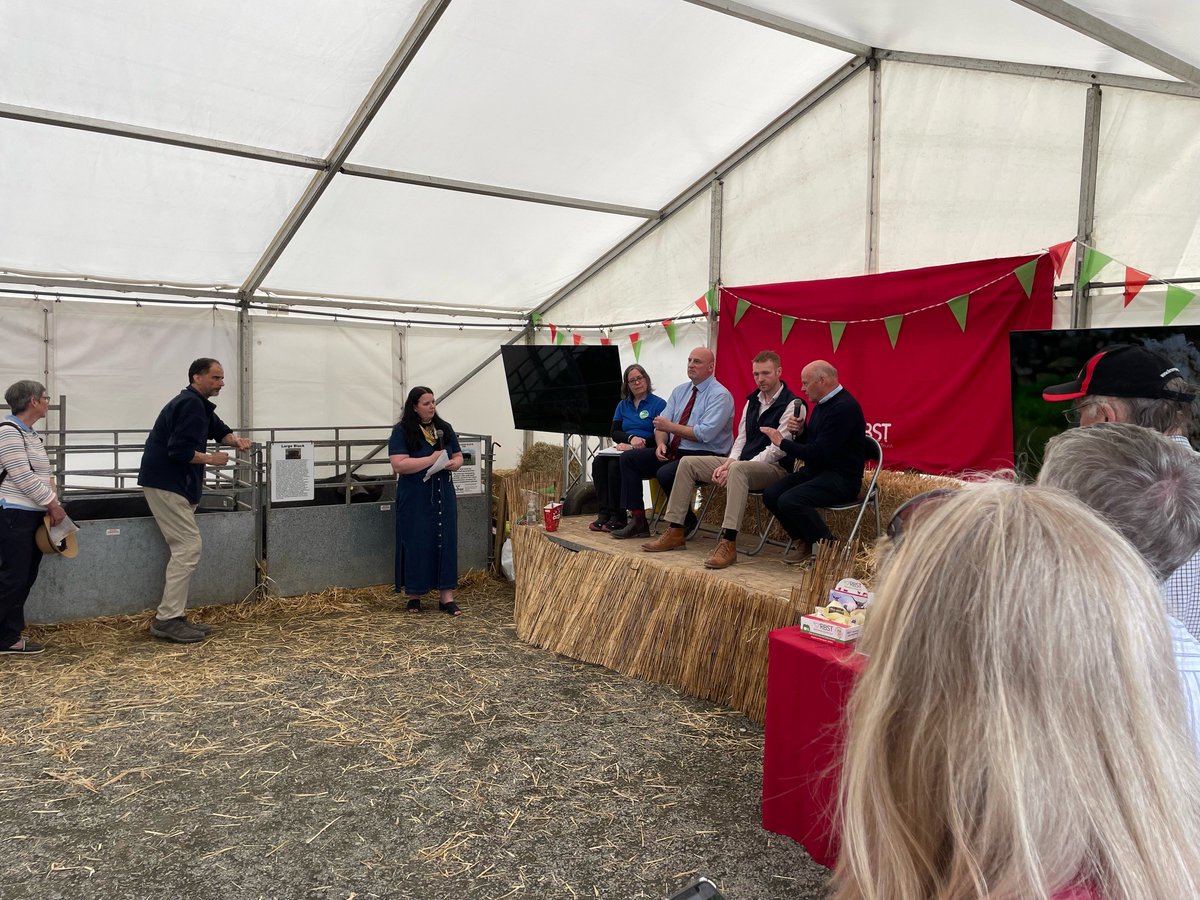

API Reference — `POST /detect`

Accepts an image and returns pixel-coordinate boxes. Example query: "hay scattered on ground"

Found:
[2,577,828,900]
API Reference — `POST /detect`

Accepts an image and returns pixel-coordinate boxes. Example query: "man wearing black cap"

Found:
[1042,344,1196,437]
[1043,343,1199,640]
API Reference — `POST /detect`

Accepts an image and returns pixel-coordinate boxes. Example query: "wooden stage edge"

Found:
[511,515,807,723]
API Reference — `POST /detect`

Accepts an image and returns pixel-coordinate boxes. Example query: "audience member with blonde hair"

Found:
[834,482,1200,900]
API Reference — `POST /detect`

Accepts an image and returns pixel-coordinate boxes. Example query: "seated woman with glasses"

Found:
[834,481,1200,900]
[589,364,666,532]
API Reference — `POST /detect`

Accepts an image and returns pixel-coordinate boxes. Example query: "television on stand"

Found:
[500,344,624,513]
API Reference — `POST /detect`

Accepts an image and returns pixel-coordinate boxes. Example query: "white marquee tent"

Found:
[3,0,1200,467]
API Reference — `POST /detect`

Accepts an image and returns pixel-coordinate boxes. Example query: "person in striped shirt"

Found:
[0,380,65,655]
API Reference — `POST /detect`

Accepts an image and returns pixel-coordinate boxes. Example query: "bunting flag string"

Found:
[721,255,1046,334]
[1071,239,1198,326]
[1047,239,1074,277]
[781,315,796,344]
[1124,267,1149,307]
[523,242,1195,352]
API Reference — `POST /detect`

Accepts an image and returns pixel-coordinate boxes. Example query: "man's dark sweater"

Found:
[778,387,865,485]
[138,386,233,504]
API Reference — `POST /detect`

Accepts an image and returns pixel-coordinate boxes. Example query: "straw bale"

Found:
[511,526,794,722]
[516,441,580,482]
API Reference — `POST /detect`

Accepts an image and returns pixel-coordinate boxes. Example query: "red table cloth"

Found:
[762,626,863,869]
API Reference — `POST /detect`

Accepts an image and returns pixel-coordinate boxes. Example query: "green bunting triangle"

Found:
[734,298,751,326]
[781,316,796,344]
[632,339,642,361]
[1013,260,1038,299]
[884,315,904,348]
[554,330,565,346]
[662,320,677,346]
[830,322,846,352]
[947,295,969,332]
[1077,248,1113,288]
[705,287,716,313]
[531,312,542,326]
[1165,284,1197,325]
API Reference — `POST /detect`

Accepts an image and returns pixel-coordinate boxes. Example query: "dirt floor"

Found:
[1,576,831,900]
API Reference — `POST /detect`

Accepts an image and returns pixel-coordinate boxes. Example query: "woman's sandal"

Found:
[406,597,423,614]
[439,600,462,617]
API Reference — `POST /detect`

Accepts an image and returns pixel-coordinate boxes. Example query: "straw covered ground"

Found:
[1,575,829,900]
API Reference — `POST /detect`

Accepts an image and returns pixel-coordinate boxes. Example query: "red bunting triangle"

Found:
[1124,267,1150,307]
[1047,239,1074,277]
[694,296,708,317]
[572,333,582,345]
[600,337,611,346]
[549,324,557,343]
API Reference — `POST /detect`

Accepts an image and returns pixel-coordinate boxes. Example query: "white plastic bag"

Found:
[500,538,515,581]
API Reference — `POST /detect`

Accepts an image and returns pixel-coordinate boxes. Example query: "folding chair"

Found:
[818,435,884,547]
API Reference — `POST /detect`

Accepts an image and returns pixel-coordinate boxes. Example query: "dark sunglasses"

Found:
[885,488,959,545]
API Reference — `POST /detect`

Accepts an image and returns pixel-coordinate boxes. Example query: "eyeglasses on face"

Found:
[1062,400,1099,425]
[627,374,646,384]
[885,488,959,545]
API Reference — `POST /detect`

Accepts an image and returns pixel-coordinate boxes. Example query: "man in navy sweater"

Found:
[138,359,251,643]
[759,359,865,564]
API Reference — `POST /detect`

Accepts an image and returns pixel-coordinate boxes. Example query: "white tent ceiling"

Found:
[3,0,1199,319]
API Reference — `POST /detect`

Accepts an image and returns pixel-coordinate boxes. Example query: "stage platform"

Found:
[546,516,798,598]
[511,514,807,722]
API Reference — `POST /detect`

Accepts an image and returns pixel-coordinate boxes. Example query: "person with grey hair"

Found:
[0,380,66,654]
[1038,422,1200,751]
[1042,343,1200,640]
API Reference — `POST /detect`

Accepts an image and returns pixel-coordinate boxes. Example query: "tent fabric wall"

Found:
[250,316,396,430]
[0,299,46,393]
[721,71,871,285]
[0,119,313,287]
[542,191,711,329]
[265,178,641,309]
[1,0,427,156]
[346,0,853,209]
[53,302,240,431]
[1094,88,1200,278]
[876,64,1085,271]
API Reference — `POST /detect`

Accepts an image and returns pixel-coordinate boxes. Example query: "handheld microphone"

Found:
[792,398,806,426]
[434,428,445,449]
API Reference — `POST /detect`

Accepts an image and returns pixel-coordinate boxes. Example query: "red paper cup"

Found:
[543,502,563,532]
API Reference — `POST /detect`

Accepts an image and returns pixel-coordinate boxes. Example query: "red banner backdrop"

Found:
[715,254,1055,474]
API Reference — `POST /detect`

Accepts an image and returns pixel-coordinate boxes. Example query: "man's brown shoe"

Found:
[782,541,812,566]
[642,527,686,552]
[704,538,738,569]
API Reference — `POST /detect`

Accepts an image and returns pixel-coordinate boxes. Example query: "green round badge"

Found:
[639,410,649,419]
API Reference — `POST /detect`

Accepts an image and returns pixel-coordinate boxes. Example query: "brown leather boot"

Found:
[704,538,738,569]
[641,526,686,552]
[782,541,812,566]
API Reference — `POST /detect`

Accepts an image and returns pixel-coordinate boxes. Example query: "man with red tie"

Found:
[610,347,734,539]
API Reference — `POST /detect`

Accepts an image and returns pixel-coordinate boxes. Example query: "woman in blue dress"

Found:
[589,364,666,532]
[389,386,465,615]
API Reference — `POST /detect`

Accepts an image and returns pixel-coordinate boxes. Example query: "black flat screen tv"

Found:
[500,345,624,437]
[1010,325,1200,476]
